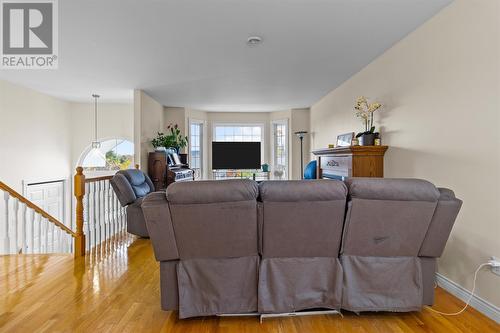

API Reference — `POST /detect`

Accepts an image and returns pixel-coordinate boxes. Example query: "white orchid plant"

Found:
[354,96,382,138]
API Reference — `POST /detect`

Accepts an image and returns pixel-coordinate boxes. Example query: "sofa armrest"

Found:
[142,192,179,261]
[419,188,462,257]
[110,173,137,207]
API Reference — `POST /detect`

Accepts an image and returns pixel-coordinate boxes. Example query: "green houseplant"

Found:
[354,96,382,146]
[151,124,188,153]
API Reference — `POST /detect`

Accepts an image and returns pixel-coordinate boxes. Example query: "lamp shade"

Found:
[82,147,106,168]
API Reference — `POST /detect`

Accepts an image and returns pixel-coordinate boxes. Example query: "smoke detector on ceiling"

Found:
[247,36,263,46]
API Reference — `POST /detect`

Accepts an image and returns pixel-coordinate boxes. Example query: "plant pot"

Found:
[155,146,167,152]
[360,133,376,146]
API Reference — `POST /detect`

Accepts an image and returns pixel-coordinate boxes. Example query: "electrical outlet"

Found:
[489,257,500,277]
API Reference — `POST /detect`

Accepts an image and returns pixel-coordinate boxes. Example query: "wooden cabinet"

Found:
[148,152,195,191]
[148,152,168,191]
[312,146,388,179]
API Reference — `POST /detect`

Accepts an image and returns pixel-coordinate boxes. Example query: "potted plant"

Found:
[151,124,188,154]
[166,123,188,154]
[354,96,382,146]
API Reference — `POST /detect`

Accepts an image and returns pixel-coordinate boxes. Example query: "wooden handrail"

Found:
[84,164,140,183]
[85,175,113,183]
[0,181,76,237]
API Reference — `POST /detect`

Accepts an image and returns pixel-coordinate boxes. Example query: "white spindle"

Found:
[100,180,105,244]
[122,208,127,230]
[114,195,119,235]
[102,180,107,243]
[44,218,49,252]
[107,181,111,240]
[94,181,99,247]
[85,183,91,251]
[36,214,41,253]
[57,228,62,252]
[29,209,35,254]
[50,223,55,253]
[13,199,19,253]
[21,203,27,253]
[3,191,10,254]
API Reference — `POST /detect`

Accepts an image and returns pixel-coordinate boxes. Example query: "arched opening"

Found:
[78,138,134,174]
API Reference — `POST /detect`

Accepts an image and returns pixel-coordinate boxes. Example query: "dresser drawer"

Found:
[320,156,352,170]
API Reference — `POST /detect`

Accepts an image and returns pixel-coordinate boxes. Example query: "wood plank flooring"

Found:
[1,235,498,333]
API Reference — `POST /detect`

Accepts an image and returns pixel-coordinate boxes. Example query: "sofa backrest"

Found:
[259,180,347,258]
[111,169,154,206]
[341,178,440,257]
[167,179,259,259]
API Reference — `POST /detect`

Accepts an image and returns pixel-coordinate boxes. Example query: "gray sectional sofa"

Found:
[141,178,462,319]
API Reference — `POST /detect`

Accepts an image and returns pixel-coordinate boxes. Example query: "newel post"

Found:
[74,167,86,257]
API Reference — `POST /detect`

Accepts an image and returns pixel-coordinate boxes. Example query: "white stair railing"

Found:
[81,173,127,252]
[0,181,75,255]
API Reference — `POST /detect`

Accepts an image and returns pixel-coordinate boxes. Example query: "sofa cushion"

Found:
[259,180,347,258]
[168,180,258,259]
[259,180,347,202]
[118,169,154,198]
[110,173,137,206]
[167,179,258,204]
[346,178,440,202]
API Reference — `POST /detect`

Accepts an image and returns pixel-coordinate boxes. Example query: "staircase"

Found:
[1,167,128,257]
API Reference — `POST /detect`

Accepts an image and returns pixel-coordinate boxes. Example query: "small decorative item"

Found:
[354,96,382,146]
[261,163,269,172]
[374,138,381,146]
[336,132,354,147]
[151,123,188,153]
[351,137,359,146]
[328,144,335,149]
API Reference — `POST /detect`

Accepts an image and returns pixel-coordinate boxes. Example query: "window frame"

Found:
[189,119,204,179]
[271,119,289,180]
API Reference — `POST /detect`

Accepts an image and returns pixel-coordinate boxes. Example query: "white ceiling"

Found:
[0,0,452,111]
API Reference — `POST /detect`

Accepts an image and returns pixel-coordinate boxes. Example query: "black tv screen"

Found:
[212,142,261,169]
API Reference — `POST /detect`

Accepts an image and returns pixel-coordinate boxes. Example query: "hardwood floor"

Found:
[1,235,498,333]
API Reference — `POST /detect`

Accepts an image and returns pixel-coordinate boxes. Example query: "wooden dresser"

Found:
[312,146,388,179]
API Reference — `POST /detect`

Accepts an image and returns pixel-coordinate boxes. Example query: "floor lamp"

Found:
[294,131,308,179]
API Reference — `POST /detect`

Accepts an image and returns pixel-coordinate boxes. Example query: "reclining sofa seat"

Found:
[142,178,462,318]
[258,180,347,313]
[110,169,155,237]
[142,179,259,319]
[340,178,462,312]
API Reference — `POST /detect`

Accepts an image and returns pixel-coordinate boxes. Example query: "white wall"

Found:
[0,79,72,225]
[310,0,500,307]
[70,102,134,170]
[134,90,164,171]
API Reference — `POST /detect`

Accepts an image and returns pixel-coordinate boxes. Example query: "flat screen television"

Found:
[212,142,261,170]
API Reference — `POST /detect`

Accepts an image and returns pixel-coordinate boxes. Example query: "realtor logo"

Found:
[1,0,58,69]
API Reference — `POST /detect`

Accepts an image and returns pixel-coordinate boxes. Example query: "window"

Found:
[79,138,134,172]
[214,124,262,142]
[272,120,288,180]
[189,121,203,179]
[212,123,264,179]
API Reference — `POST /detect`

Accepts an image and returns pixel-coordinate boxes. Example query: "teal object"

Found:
[261,164,269,172]
[304,160,317,179]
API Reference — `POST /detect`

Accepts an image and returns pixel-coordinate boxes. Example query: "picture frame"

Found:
[336,132,355,147]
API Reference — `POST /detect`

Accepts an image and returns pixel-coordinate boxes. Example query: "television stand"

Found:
[212,169,270,181]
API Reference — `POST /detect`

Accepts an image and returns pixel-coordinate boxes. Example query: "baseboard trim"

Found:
[435,272,500,323]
